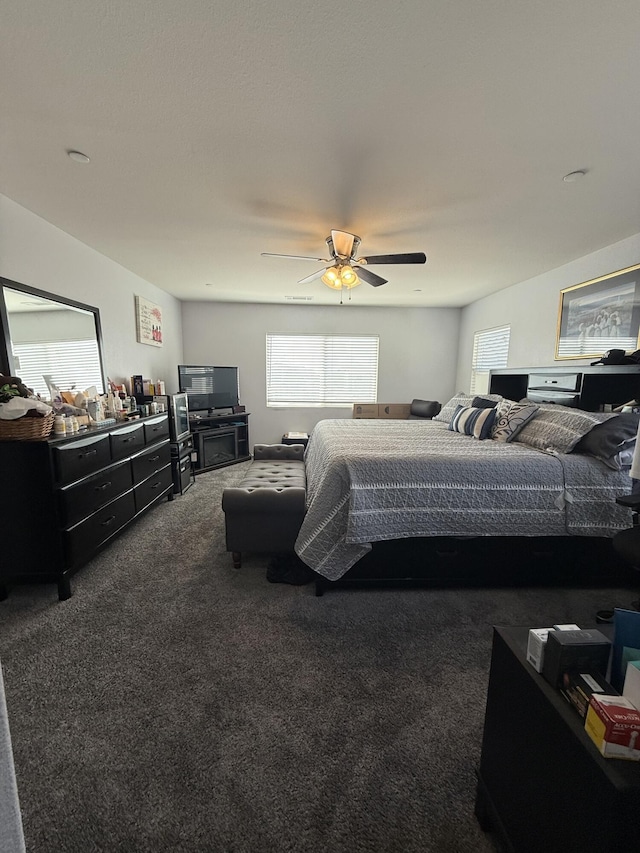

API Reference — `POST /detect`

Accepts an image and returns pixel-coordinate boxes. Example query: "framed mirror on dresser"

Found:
[0,277,107,396]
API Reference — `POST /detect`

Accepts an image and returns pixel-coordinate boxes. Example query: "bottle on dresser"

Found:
[54,415,66,436]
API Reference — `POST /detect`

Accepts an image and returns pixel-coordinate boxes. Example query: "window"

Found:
[12,339,103,399]
[470,325,510,394]
[266,333,379,407]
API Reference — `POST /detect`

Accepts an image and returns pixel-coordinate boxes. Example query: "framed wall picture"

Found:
[555,263,640,360]
[135,296,163,347]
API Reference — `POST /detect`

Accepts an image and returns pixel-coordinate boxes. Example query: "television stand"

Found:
[189,412,250,473]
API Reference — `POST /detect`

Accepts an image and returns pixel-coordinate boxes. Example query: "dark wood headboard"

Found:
[488,365,640,412]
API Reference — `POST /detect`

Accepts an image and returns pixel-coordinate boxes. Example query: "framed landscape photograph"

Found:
[555,263,640,360]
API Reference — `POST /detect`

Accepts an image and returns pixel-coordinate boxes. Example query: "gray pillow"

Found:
[433,393,474,423]
[573,412,640,469]
[515,405,616,454]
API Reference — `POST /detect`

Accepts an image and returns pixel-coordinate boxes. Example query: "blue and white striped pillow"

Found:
[448,404,497,440]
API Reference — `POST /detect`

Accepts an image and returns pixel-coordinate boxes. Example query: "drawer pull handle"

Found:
[101,515,116,526]
[96,482,112,491]
[151,482,162,490]
[148,455,160,462]
[122,437,135,443]
[80,449,98,458]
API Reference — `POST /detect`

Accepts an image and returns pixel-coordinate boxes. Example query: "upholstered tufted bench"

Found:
[222,443,306,568]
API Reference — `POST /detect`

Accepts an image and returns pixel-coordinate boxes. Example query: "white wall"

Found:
[0,195,183,393]
[457,232,640,391]
[8,190,635,431]
[182,302,461,444]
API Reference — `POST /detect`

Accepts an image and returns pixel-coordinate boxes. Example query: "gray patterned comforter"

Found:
[294,418,632,580]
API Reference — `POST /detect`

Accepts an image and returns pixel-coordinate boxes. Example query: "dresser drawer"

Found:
[53,433,112,485]
[110,422,145,461]
[143,415,170,444]
[58,460,133,528]
[64,491,136,568]
[133,463,172,513]
[528,373,580,391]
[131,440,171,485]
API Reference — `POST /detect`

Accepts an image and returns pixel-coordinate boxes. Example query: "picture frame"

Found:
[555,263,640,360]
[135,295,163,347]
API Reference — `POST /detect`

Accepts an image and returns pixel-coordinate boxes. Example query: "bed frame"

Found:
[313,365,640,595]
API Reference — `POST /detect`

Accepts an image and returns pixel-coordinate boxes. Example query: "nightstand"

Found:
[281,433,309,447]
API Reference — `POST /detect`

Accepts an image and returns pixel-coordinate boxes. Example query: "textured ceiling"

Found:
[2,1,639,308]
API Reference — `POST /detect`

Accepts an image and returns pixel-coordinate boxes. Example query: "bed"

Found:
[294,391,640,586]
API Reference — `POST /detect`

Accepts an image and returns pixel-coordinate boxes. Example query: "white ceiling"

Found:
[2,1,639,308]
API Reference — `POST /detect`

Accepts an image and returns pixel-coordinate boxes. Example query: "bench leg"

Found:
[232,552,241,569]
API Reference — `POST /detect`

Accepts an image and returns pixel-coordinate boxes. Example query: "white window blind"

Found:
[12,339,103,398]
[470,325,510,394]
[266,333,379,407]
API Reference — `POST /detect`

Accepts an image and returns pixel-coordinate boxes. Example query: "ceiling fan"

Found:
[261,229,426,290]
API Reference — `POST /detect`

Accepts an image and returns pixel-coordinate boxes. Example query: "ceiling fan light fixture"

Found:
[321,265,360,290]
[340,265,359,288]
[321,266,342,289]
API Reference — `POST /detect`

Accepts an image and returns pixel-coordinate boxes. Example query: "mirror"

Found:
[0,277,107,397]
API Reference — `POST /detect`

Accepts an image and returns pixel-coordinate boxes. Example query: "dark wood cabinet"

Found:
[0,414,173,601]
[170,434,195,495]
[189,412,250,473]
[475,627,640,852]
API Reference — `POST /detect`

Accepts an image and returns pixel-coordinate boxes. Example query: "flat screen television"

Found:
[177,365,239,412]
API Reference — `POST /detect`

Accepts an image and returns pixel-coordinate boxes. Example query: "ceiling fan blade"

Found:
[261,252,330,262]
[331,230,360,259]
[298,267,330,285]
[358,252,427,265]
[356,267,388,287]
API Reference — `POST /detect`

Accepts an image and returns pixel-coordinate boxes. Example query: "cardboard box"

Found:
[527,628,554,673]
[623,660,640,710]
[352,404,379,418]
[378,403,411,419]
[352,403,411,419]
[541,629,611,689]
[585,694,640,759]
[560,671,617,719]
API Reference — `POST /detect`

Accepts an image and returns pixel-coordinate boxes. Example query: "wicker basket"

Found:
[0,412,55,441]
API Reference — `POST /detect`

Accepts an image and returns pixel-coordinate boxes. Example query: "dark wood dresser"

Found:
[0,414,173,601]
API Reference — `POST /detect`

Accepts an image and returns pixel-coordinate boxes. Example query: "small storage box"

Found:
[542,629,611,689]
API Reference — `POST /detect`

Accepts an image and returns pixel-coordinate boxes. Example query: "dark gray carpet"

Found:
[1,462,637,853]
